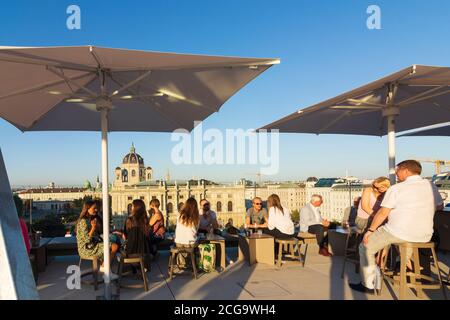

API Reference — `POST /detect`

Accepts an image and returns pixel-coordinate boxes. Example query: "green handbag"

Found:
[197,243,216,273]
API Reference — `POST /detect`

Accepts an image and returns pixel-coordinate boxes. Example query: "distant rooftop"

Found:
[18,187,88,194]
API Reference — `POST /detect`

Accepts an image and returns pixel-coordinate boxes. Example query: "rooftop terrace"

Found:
[36,244,450,300]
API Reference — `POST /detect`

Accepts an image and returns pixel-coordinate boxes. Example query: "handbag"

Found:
[197,243,216,273]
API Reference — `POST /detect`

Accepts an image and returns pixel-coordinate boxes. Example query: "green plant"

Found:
[32,214,66,237]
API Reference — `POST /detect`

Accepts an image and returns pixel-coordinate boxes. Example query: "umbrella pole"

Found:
[387,115,396,184]
[100,107,112,300]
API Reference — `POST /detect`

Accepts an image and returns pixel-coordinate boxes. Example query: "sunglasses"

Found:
[254,203,262,205]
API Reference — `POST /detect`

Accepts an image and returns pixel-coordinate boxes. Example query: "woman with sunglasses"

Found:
[355,176,391,232]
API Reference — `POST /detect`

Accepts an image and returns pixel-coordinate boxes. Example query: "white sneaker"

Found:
[101,271,119,281]
[109,273,119,281]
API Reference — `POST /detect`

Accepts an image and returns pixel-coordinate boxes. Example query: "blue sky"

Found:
[1,0,449,186]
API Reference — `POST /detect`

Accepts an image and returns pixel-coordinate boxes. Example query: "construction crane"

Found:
[245,172,265,185]
[415,158,450,174]
[245,172,266,197]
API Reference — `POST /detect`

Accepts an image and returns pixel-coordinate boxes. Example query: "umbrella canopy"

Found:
[398,122,450,137]
[0,45,279,298]
[258,65,450,183]
[0,46,279,132]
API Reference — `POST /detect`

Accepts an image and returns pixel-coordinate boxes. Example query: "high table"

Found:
[327,227,352,256]
[238,233,274,266]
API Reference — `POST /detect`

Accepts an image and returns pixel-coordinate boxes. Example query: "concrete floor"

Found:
[36,244,450,300]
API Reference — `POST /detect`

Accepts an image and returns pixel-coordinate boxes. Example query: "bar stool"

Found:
[168,245,198,280]
[297,232,317,267]
[117,253,149,293]
[381,242,447,300]
[340,228,362,278]
[275,238,298,267]
[78,256,101,290]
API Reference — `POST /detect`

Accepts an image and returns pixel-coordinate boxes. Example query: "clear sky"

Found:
[1,0,450,187]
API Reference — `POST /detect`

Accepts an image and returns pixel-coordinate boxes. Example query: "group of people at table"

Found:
[74,159,443,294]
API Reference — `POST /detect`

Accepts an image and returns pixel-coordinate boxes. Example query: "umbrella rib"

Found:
[25,76,100,130]
[346,99,385,108]
[0,50,97,72]
[107,74,186,129]
[398,87,450,106]
[108,71,217,112]
[109,70,153,98]
[0,72,94,100]
[351,108,382,116]
[108,60,279,72]
[89,46,103,69]
[317,111,350,134]
[47,67,98,98]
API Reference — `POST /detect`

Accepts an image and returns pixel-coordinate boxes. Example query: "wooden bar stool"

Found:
[381,242,447,300]
[275,238,298,267]
[78,256,101,290]
[340,228,362,278]
[297,232,317,267]
[168,245,198,280]
[117,253,149,293]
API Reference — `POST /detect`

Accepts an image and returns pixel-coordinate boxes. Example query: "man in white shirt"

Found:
[350,160,443,294]
[299,194,333,257]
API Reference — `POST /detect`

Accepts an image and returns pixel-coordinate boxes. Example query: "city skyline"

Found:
[10,142,440,189]
[1,1,450,186]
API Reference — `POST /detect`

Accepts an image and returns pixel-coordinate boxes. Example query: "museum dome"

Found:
[122,143,144,165]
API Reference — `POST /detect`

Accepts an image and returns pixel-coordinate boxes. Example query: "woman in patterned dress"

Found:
[76,200,119,276]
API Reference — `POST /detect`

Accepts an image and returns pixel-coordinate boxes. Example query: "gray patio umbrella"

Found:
[0,45,279,299]
[258,65,450,184]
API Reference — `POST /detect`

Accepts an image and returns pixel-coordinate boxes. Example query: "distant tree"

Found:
[32,215,66,237]
[13,194,24,217]
[291,209,300,223]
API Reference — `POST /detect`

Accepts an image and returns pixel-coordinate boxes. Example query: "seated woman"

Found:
[174,197,199,268]
[76,200,119,278]
[263,194,295,240]
[123,199,151,260]
[148,199,165,255]
[355,177,390,232]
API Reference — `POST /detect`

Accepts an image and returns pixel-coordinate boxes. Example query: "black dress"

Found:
[123,218,151,258]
